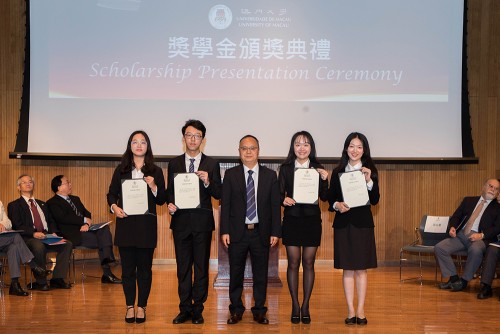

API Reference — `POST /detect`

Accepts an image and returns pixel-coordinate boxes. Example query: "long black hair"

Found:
[281,130,322,167]
[120,130,156,174]
[333,132,378,179]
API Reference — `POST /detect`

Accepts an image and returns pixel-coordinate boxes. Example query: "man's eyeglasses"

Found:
[239,146,258,152]
[184,133,203,141]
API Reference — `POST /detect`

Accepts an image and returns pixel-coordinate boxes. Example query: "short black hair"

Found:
[51,175,64,193]
[239,134,259,147]
[182,119,206,138]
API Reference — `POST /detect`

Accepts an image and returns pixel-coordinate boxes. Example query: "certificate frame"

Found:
[339,170,370,208]
[293,168,320,205]
[174,173,201,209]
[121,178,149,215]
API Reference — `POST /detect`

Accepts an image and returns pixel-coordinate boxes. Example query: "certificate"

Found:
[339,170,369,208]
[121,178,149,215]
[174,173,200,209]
[293,168,320,204]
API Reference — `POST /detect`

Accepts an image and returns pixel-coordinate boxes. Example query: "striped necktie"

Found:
[67,197,82,217]
[246,170,256,220]
[189,158,195,173]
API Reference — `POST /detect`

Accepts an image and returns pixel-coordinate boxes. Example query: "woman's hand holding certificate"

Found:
[293,168,320,204]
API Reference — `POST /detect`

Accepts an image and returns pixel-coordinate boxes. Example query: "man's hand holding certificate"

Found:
[174,173,200,209]
[293,168,320,204]
[121,178,149,215]
[339,170,370,208]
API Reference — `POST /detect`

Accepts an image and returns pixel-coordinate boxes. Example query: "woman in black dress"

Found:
[328,132,379,326]
[107,130,166,323]
[279,131,328,324]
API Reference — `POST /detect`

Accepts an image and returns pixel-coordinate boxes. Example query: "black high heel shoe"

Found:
[291,314,300,324]
[125,306,135,323]
[136,306,147,324]
[301,314,311,324]
[345,316,357,325]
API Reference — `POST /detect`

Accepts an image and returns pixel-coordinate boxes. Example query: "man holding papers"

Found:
[167,120,222,325]
[47,175,121,284]
[8,174,73,291]
[1,200,50,296]
[435,178,500,293]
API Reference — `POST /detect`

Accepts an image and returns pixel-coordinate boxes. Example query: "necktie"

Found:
[246,170,256,220]
[463,199,486,235]
[67,197,82,217]
[189,158,195,173]
[29,199,44,232]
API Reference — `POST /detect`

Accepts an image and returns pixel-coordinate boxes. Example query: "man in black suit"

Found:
[47,175,121,284]
[220,135,281,325]
[167,120,222,325]
[435,178,500,292]
[7,174,73,291]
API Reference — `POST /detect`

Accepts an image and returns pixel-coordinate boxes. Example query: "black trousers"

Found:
[228,228,269,316]
[173,229,212,315]
[80,226,115,265]
[119,247,154,307]
[25,238,73,284]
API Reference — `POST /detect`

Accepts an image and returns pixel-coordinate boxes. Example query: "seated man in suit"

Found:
[47,175,121,284]
[477,186,500,300]
[435,178,500,292]
[8,174,73,291]
[167,120,222,325]
[220,135,281,325]
[1,200,49,296]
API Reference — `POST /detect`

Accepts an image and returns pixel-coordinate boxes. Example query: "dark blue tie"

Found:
[189,158,195,173]
[67,197,82,217]
[246,170,256,220]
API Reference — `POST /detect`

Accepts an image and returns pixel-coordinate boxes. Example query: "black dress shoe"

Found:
[227,313,242,324]
[301,315,311,324]
[9,281,29,296]
[477,284,493,299]
[253,314,269,324]
[172,312,192,324]
[192,313,204,324]
[125,306,135,323]
[438,279,454,289]
[291,315,300,324]
[345,316,357,325]
[50,278,71,289]
[135,307,146,324]
[31,265,50,277]
[27,282,50,291]
[450,279,467,292]
[357,317,368,325]
[101,274,122,284]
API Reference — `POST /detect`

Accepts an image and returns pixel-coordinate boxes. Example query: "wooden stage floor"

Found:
[1,261,498,333]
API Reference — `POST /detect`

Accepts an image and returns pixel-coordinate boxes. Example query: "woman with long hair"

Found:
[279,131,328,324]
[328,132,380,326]
[107,130,166,324]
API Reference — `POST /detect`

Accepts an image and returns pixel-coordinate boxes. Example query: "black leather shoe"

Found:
[27,282,50,291]
[101,274,122,284]
[450,279,467,292]
[291,315,300,324]
[345,316,357,325]
[172,312,192,324]
[9,281,29,296]
[125,306,135,323]
[477,283,493,299]
[192,313,204,324]
[253,314,269,324]
[135,307,146,324]
[357,317,368,325]
[438,279,454,289]
[31,265,50,277]
[227,313,242,324]
[50,278,71,289]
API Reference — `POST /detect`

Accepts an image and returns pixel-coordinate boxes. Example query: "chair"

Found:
[0,251,7,289]
[400,215,449,284]
[72,246,100,284]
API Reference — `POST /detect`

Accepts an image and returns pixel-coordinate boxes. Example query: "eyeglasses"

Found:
[20,181,34,185]
[60,181,71,186]
[184,133,203,141]
[239,146,259,152]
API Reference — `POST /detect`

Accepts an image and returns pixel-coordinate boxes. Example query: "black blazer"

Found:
[166,154,222,234]
[449,196,500,244]
[327,169,380,229]
[278,162,328,217]
[220,164,281,245]
[47,194,91,246]
[107,164,166,248]
[7,197,59,241]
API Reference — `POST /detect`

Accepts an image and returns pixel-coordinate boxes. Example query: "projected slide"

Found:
[27,0,464,158]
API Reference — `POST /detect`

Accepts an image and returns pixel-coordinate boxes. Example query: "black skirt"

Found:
[282,215,322,247]
[333,224,377,270]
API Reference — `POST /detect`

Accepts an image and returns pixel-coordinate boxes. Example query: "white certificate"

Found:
[339,170,370,208]
[423,216,449,233]
[174,173,200,209]
[121,178,149,215]
[293,168,320,205]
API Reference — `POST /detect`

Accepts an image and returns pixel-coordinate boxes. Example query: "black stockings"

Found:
[286,246,318,316]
